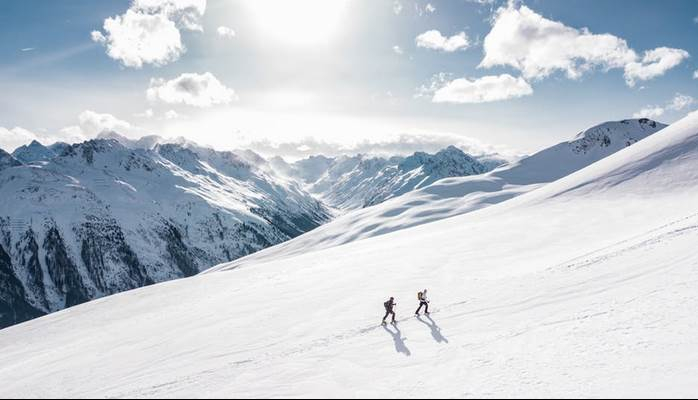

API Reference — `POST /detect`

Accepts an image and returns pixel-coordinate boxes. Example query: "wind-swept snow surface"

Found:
[1,115,697,398]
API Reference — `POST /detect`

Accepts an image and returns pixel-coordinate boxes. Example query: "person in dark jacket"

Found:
[382,297,396,324]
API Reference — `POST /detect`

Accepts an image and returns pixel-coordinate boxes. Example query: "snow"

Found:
[0,115,696,397]
[211,118,666,268]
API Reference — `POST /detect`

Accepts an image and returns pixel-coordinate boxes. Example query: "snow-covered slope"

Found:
[275,146,503,210]
[223,118,666,266]
[0,138,330,329]
[1,114,696,397]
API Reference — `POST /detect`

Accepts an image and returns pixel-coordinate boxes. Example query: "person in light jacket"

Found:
[415,289,430,316]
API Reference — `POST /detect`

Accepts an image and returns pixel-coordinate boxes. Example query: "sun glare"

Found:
[244,0,348,46]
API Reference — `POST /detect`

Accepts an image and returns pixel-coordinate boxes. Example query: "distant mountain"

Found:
[97,131,172,150]
[11,140,66,163]
[0,138,331,328]
[218,118,667,268]
[274,146,505,210]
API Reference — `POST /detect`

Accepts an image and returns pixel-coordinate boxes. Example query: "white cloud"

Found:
[624,47,690,87]
[92,10,183,68]
[134,0,206,30]
[217,26,236,39]
[423,74,533,104]
[74,110,138,137]
[244,132,515,161]
[416,30,470,52]
[693,70,698,79]
[392,45,404,55]
[135,109,155,118]
[58,110,145,143]
[633,93,695,119]
[694,16,698,24]
[393,0,403,15]
[164,110,181,119]
[147,72,238,108]
[2,111,151,152]
[415,2,436,16]
[92,0,206,68]
[668,93,695,111]
[91,30,106,44]
[0,126,88,152]
[480,3,689,86]
[632,106,665,119]
[0,127,42,152]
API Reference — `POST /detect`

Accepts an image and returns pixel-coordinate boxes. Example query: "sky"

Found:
[0,0,697,159]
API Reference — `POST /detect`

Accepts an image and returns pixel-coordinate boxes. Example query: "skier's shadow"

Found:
[417,315,449,344]
[382,323,411,356]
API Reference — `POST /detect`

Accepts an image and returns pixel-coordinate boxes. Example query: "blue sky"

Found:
[0,0,696,158]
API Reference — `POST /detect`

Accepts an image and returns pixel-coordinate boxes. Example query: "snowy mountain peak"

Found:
[11,140,57,163]
[59,138,131,166]
[399,145,486,176]
[290,155,337,184]
[569,118,667,154]
[290,146,499,210]
[97,131,166,150]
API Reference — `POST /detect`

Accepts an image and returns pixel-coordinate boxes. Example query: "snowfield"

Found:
[1,114,698,398]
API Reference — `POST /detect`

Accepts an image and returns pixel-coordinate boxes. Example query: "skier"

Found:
[415,289,430,316]
[382,297,397,324]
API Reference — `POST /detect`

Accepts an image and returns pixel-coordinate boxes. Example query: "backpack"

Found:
[384,300,391,310]
[417,292,423,300]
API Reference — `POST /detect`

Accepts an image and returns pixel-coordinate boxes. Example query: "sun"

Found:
[244,0,348,46]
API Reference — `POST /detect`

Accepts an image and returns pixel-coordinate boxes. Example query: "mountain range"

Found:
[0,134,505,328]
[272,145,504,209]
[213,118,667,267]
